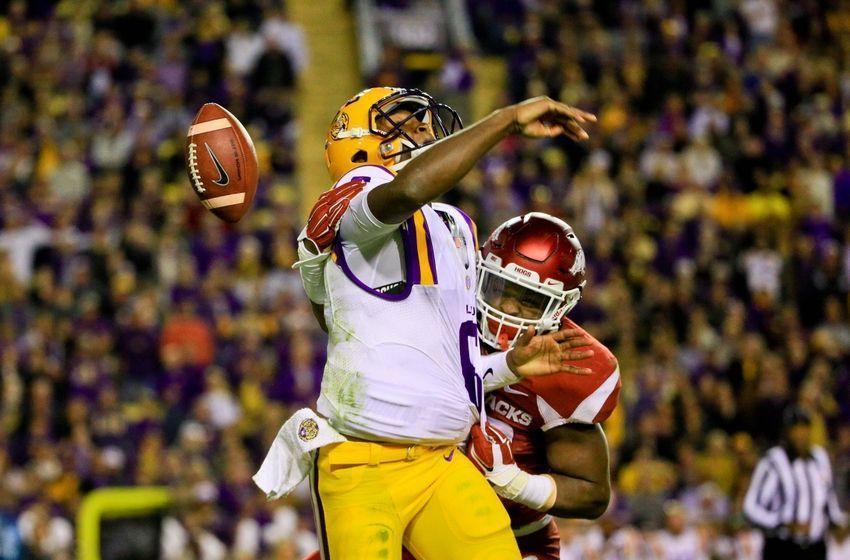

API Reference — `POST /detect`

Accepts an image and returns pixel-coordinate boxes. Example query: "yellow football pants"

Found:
[309,440,521,560]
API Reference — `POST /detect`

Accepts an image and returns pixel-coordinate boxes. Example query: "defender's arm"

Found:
[544,423,611,519]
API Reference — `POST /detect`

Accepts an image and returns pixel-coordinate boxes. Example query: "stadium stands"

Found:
[1,0,849,558]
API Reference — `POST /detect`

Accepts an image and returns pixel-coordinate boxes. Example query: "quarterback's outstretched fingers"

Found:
[551,116,589,140]
[546,102,595,140]
[551,101,597,123]
[567,121,589,140]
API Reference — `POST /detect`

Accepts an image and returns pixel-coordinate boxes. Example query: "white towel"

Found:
[253,408,346,500]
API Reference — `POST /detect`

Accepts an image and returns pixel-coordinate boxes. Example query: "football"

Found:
[185,103,259,223]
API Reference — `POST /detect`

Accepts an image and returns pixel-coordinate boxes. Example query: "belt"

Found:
[326,441,433,466]
[512,515,553,537]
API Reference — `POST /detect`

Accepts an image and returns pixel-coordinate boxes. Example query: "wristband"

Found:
[493,470,557,512]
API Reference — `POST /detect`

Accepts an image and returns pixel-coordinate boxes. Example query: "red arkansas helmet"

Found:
[477,212,586,349]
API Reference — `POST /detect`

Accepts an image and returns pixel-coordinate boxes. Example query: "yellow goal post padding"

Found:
[76,486,172,560]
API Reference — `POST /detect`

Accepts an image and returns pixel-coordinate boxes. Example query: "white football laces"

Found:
[186,142,206,194]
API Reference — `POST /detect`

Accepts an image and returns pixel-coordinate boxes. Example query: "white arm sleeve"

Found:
[743,458,782,530]
[338,188,400,246]
[814,446,848,527]
[335,165,403,247]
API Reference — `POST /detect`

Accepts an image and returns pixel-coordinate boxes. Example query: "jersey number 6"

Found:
[459,321,483,412]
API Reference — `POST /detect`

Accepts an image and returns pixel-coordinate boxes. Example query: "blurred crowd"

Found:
[0,0,317,558]
[458,0,850,558]
[1,0,850,558]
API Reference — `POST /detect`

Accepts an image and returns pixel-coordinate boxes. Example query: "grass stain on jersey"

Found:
[328,321,356,344]
[321,286,365,427]
[322,356,364,424]
[327,295,356,344]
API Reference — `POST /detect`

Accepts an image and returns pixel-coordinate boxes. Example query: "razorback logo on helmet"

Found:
[486,395,533,426]
[570,248,586,276]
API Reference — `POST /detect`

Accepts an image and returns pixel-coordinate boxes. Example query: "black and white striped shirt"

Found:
[744,445,847,544]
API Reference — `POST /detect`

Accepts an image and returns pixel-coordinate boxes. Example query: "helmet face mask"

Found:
[369,90,461,161]
[475,213,586,350]
[476,253,582,349]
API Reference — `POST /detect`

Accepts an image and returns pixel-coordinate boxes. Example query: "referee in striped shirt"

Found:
[744,406,847,559]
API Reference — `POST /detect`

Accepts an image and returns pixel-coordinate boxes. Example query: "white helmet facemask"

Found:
[476,252,583,350]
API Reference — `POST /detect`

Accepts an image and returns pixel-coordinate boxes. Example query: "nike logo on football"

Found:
[204,143,230,186]
[502,386,528,397]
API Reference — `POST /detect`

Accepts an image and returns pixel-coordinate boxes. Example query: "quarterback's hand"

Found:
[304,180,367,252]
[506,325,594,378]
[468,423,522,487]
[512,97,596,141]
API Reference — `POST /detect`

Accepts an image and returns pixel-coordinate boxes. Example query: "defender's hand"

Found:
[469,423,558,511]
[468,423,522,487]
[512,97,596,141]
[507,326,594,377]
[305,180,366,252]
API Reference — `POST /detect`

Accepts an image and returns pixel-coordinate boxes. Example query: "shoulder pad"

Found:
[334,164,395,189]
[522,318,621,429]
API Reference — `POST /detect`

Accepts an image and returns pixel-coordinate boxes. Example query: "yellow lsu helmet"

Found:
[324,87,462,183]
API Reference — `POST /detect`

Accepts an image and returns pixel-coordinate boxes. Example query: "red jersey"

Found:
[486,317,621,533]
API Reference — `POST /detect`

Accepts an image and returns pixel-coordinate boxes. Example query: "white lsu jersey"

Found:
[316,165,484,445]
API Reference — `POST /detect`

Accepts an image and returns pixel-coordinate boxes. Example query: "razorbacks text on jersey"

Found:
[317,164,486,445]
[486,317,621,534]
